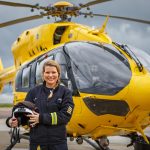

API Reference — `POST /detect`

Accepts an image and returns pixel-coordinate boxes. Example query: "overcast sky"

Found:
[0,0,150,102]
[0,0,150,67]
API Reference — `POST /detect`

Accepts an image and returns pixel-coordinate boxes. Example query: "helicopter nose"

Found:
[130,74,150,111]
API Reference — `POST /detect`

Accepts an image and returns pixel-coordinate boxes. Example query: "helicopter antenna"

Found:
[99,16,109,33]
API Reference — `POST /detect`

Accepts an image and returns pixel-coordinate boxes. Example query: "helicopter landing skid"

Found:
[83,136,110,150]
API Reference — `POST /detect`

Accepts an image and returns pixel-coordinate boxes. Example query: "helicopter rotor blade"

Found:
[0,15,45,28]
[80,0,112,8]
[0,0,45,10]
[80,12,150,25]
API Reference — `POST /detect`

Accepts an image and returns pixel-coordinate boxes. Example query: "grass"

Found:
[0,103,13,108]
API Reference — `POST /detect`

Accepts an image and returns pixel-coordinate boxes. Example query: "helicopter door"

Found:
[54,51,72,90]
[54,51,82,114]
[14,64,33,104]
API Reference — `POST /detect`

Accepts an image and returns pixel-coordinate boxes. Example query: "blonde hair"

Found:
[42,60,61,98]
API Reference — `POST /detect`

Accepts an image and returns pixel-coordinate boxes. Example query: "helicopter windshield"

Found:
[65,42,132,95]
[127,45,150,72]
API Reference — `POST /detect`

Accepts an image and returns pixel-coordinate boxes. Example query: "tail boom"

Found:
[0,59,15,93]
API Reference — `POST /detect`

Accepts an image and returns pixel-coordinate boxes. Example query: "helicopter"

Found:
[0,0,150,150]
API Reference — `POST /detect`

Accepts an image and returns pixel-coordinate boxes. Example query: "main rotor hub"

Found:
[53,1,73,7]
[44,1,80,21]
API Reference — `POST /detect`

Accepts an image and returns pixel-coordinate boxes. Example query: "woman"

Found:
[6,60,74,150]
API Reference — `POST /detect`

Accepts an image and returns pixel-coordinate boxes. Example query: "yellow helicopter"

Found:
[0,1,150,150]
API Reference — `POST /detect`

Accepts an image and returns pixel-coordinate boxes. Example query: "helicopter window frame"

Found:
[21,65,31,89]
[35,54,54,85]
[54,50,73,90]
[54,51,69,79]
[15,69,22,91]
[30,61,37,88]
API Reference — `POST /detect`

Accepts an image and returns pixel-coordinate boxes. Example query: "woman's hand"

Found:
[9,117,18,128]
[27,111,39,127]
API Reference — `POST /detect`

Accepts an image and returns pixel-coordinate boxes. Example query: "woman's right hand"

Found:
[9,118,18,128]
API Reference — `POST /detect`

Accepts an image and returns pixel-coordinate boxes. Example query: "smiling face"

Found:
[43,66,59,88]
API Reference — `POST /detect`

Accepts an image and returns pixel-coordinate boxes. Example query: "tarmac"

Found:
[0,107,136,150]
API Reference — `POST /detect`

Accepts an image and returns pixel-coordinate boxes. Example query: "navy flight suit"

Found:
[25,82,74,150]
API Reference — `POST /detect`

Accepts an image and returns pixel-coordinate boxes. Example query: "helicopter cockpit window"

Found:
[55,52,72,90]
[104,44,130,68]
[36,55,53,85]
[22,66,31,88]
[65,42,132,95]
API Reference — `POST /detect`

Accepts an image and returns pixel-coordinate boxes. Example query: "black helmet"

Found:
[12,101,38,126]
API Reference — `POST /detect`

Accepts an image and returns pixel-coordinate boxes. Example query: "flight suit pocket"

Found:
[46,101,59,113]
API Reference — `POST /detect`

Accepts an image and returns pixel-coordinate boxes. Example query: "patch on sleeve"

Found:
[67,106,73,115]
